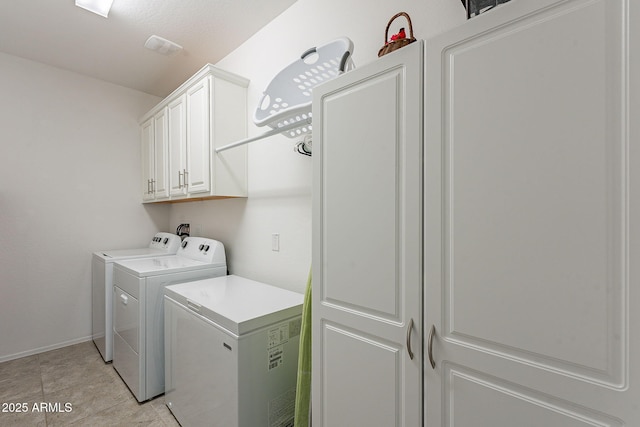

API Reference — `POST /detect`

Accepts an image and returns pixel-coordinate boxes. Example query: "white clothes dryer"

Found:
[92,232,182,362]
[164,275,303,427]
[112,237,227,402]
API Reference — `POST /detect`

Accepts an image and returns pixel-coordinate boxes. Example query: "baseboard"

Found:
[0,336,94,363]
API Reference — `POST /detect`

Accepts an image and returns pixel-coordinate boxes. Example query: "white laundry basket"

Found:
[254,37,354,138]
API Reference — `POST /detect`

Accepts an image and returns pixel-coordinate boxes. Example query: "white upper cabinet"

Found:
[140,64,249,203]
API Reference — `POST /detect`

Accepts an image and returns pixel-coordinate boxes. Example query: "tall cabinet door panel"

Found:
[168,96,187,197]
[152,108,169,199]
[141,118,154,202]
[424,0,639,424]
[313,42,423,426]
[186,76,211,194]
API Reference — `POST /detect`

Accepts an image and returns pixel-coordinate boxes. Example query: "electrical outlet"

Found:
[272,234,280,252]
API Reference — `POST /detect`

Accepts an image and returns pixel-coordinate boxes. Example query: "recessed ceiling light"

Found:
[144,35,183,56]
[75,0,114,18]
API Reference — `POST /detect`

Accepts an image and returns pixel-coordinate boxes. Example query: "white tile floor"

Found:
[0,341,180,426]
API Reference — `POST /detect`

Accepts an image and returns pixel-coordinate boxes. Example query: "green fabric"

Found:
[294,269,312,427]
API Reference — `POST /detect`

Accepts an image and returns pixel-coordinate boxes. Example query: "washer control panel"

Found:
[149,232,181,253]
[177,237,226,264]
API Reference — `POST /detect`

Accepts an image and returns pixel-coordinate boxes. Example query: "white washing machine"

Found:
[164,275,304,427]
[112,237,227,402]
[92,232,182,362]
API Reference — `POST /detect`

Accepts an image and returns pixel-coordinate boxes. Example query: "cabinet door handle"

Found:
[151,179,155,193]
[183,169,188,188]
[178,171,183,188]
[428,324,436,369]
[147,179,151,194]
[406,318,414,360]
[120,294,128,305]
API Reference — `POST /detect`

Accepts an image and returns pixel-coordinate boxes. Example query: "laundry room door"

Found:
[424,0,639,425]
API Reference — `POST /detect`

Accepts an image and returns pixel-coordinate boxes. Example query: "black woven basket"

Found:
[460,0,511,18]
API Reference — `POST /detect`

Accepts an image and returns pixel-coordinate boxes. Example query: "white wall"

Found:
[170,0,465,293]
[0,53,168,361]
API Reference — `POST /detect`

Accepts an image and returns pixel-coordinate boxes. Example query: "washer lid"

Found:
[94,232,181,261]
[165,275,304,336]
[94,247,170,261]
[114,255,225,277]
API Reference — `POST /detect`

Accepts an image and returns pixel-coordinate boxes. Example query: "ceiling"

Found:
[0,0,297,97]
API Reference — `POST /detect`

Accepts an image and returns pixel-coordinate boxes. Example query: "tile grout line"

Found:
[36,353,51,427]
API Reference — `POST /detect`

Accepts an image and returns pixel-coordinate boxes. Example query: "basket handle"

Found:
[302,44,351,73]
[339,51,351,73]
[384,12,414,43]
[301,46,317,60]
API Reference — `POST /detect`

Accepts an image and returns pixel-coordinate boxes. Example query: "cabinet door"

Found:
[186,76,211,194]
[168,96,187,197]
[424,0,639,425]
[140,118,155,202]
[153,108,169,199]
[312,42,423,426]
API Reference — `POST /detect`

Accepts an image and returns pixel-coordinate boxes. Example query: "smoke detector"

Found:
[144,35,183,55]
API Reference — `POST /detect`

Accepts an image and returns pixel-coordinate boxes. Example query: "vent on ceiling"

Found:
[144,35,183,55]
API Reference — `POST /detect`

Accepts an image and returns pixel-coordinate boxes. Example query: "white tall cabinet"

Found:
[313,0,639,425]
[140,64,249,203]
